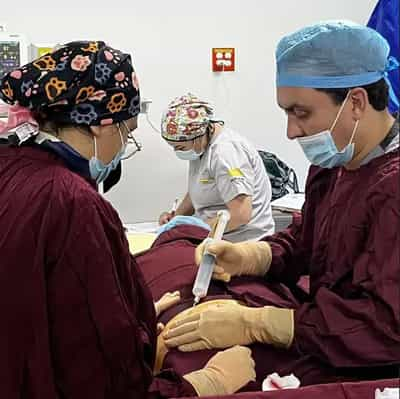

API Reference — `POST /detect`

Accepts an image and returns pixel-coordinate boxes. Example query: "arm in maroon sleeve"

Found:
[60,192,198,399]
[262,211,311,287]
[293,191,400,368]
[261,166,329,287]
[149,372,196,398]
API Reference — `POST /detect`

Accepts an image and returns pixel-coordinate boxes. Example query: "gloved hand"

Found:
[159,211,175,225]
[157,323,165,335]
[183,346,256,396]
[195,239,272,281]
[164,301,294,351]
[154,291,181,317]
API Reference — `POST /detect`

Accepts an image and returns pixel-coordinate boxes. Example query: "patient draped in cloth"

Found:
[134,221,398,394]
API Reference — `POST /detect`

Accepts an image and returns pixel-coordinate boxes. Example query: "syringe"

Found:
[192,210,231,306]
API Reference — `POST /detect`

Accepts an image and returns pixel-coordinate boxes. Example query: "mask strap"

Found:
[349,119,359,144]
[330,90,352,132]
[117,123,125,148]
[93,136,98,158]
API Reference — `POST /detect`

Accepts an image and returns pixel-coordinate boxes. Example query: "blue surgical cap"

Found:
[276,20,399,106]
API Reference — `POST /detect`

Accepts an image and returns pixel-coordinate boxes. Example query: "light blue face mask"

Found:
[297,92,359,168]
[175,148,204,161]
[89,125,126,184]
[174,134,207,161]
[157,215,211,237]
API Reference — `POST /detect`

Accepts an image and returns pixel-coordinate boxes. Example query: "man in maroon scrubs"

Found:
[164,20,400,383]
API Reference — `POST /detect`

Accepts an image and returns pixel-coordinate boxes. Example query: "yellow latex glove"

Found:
[154,291,181,317]
[195,240,272,282]
[183,346,256,396]
[164,301,294,351]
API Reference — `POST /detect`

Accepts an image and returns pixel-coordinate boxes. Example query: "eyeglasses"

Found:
[119,120,142,160]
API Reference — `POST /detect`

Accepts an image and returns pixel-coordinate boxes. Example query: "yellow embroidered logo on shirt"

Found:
[228,168,244,177]
[199,178,214,184]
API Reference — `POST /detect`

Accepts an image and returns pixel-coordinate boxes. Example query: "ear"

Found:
[349,88,368,120]
[199,133,209,149]
[193,137,202,152]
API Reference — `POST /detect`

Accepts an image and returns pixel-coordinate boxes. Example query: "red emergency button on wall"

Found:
[212,48,235,72]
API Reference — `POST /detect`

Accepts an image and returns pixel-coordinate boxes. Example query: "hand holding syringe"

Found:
[192,210,231,306]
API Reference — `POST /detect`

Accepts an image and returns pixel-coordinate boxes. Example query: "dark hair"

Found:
[317,78,389,111]
[33,111,91,135]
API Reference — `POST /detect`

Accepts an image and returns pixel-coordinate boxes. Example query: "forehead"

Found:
[277,87,334,110]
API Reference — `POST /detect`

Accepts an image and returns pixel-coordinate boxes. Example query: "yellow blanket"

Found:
[127,232,157,254]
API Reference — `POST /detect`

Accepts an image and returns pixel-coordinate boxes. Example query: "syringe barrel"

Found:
[192,252,216,299]
[192,211,231,301]
[213,210,230,240]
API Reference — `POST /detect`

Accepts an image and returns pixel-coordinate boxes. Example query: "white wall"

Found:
[2,0,377,222]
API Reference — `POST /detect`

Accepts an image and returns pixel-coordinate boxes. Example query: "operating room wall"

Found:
[2,0,377,222]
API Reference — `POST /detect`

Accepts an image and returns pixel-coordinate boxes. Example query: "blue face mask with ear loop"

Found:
[174,134,206,161]
[297,91,360,168]
[89,123,127,184]
[175,147,204,161]
[174,125,217,161]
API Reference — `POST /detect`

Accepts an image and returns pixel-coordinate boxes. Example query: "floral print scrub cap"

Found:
[161,93,222,142]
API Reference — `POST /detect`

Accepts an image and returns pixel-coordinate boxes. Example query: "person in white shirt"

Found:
[159,93,274,242]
